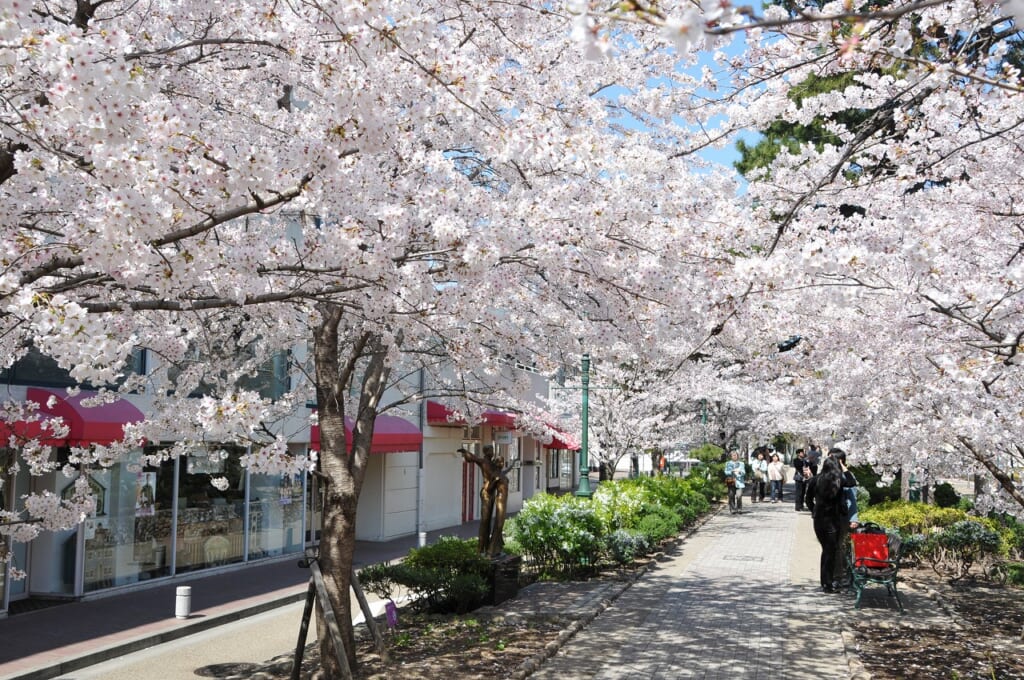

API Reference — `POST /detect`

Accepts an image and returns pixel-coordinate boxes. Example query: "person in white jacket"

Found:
[767,453,786,503]
[750,449,769,503]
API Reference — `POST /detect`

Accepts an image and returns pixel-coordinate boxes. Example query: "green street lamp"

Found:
[575,353,592,497]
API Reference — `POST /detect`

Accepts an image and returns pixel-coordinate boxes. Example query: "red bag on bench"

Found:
[851,532,890,568]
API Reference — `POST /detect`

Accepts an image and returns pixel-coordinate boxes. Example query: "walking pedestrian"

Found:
[724,451,746,514]
[750,448,768,503]
[806,455,846,593]
[792,449,811,511]
[767,453,785,503]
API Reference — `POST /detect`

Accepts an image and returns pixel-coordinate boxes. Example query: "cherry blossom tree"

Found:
[561,0,1024,514]
[696,0,1024,515]
[11,3,1023,676]
[0,1,747,674]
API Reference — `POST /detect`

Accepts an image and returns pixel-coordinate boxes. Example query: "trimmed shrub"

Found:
[635,503,682,545]
[900,533,929,565]
[684,469,724,502]
[510,475,714,578]
[933,482,960,508]
[605,529,651,565]
[860,500,966,535]
[930,520,1003,582]
[357,536,491,614]
[987,512,1024,560]
[507,493,604,578]
[1007,562,1024,586]
[591,481,648,533]
[591,476,708,534]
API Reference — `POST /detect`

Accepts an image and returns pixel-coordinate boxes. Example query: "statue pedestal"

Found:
[488,554,521,606]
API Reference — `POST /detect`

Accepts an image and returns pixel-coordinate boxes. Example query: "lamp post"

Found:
[575,353,592,497]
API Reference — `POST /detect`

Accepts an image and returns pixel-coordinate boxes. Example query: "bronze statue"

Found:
[458,445,513,557]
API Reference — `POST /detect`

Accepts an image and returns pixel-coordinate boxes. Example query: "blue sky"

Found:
[601,30,756,190]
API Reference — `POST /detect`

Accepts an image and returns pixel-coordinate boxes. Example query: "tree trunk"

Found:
[316,461,360,677]
[311,305,393,678]
[959,437,1024,513]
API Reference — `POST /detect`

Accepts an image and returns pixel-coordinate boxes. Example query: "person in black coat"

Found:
[806,455,846,593]
[792,448,811,511]
[829,448,859,586]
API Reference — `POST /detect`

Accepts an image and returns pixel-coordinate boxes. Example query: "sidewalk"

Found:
[0,520,480,680]
[3,491,950,680]
[527,497,937,680]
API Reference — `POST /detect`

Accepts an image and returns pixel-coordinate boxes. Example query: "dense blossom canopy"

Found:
[3,0,1024,602]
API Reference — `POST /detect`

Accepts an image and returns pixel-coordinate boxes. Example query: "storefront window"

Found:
[560,451,574,490]
[84,456,174,592]
[175,446,245,573]
[496,439,520,493]
[248,472,304,559]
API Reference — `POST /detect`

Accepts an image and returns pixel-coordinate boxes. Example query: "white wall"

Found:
[355,455,384,540]
[422,429,465,530]
[355,451,419,541]
[382,451,417,539]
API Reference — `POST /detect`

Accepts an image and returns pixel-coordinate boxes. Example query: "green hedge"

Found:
[358,536,491,614]
[508,475,712,578]
[860,500,967,534]
[861,501,1020,582]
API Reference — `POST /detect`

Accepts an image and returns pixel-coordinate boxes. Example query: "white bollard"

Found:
[175,586,192,619]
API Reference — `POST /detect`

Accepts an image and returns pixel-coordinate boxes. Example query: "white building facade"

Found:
[0,353,580,614]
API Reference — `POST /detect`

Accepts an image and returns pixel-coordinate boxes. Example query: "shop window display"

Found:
[249,473,304,559]
[83,456,174,592]
[175,446,246,572]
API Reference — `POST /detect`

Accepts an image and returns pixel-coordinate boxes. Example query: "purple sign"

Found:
[385,600,398,629]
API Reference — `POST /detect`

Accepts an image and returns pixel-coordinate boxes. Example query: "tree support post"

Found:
[292,550,352,680]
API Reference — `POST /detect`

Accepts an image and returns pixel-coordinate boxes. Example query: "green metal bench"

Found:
[849,523,905,613]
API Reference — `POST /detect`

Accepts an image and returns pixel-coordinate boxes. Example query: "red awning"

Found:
[425,401,517,428]
[310,414,423,453]
[0,413,64,447]
[544,427,580,451]
[0,387,145,447]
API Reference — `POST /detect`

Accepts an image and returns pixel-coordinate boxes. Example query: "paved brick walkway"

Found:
[5,496,954,680]
[532,502,849,679]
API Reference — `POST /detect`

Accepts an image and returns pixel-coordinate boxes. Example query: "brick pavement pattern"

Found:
[532,503,849,680]
[2,496,958,680]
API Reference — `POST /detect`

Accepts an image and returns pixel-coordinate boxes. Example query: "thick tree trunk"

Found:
[316,463,359,677]
[311,305,393,678]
